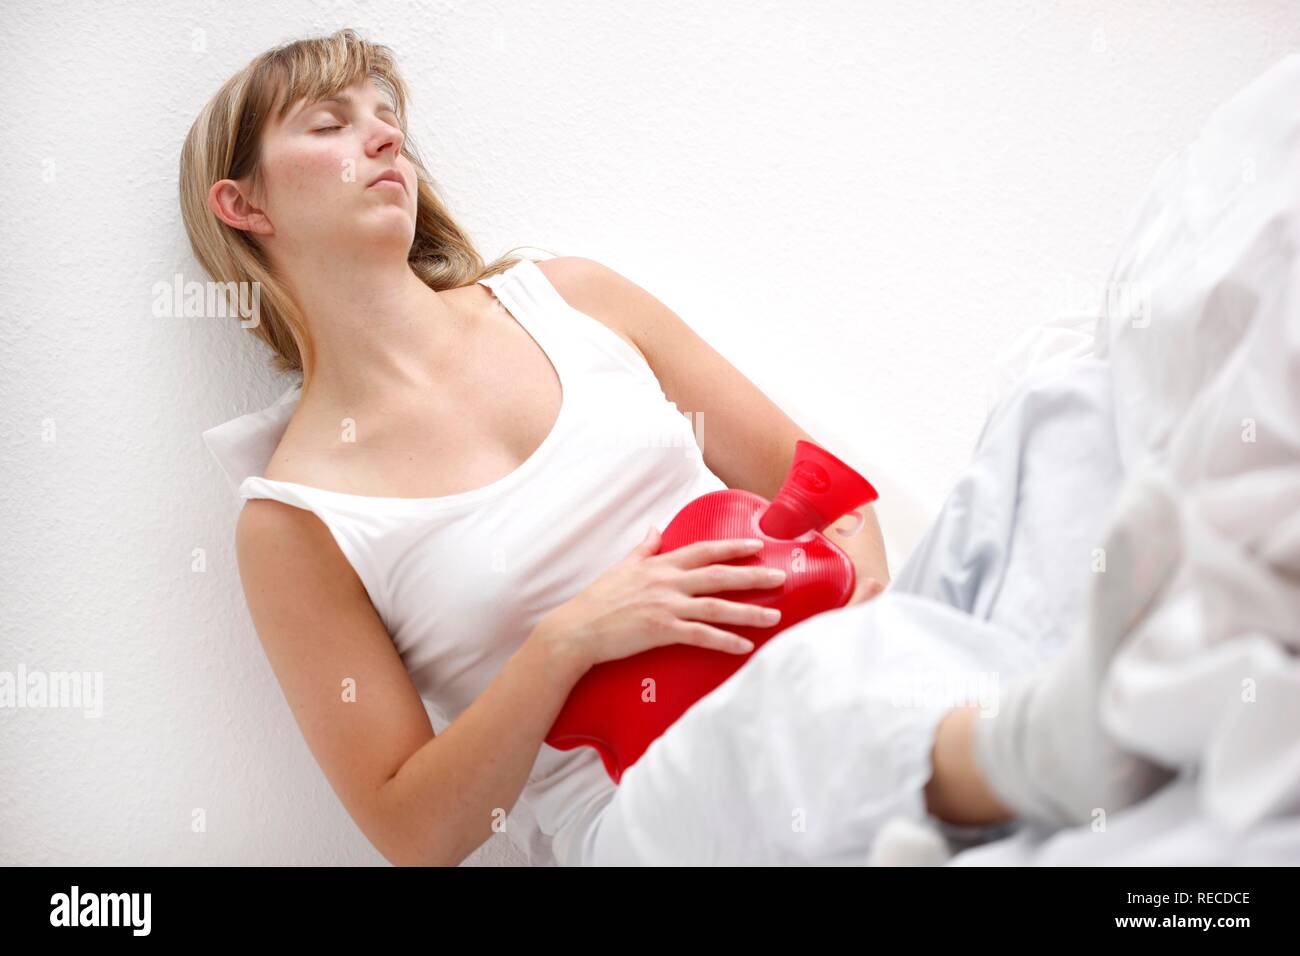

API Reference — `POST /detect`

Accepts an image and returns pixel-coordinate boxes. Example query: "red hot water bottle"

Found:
[544,439,879,783]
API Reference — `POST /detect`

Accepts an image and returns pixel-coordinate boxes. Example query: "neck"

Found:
[281,250,464,408]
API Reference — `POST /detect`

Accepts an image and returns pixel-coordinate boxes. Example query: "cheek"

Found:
[268,144,355,210]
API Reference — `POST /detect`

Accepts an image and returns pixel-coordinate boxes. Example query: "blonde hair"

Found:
[179,27,550,377]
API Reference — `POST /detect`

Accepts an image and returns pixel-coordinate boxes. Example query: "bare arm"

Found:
[236,499,584,866]
[536,255,890,596]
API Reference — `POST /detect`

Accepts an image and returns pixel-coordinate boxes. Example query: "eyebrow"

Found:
[292,93,399,120]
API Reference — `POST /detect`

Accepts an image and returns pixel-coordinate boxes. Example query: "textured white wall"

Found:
[2,1,1296,867]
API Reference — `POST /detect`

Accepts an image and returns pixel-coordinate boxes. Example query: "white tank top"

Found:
[206,257,728,866]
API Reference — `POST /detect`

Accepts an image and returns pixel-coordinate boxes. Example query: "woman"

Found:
[184,28,1007,866]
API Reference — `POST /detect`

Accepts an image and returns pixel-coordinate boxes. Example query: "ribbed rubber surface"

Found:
[545,489,856,783]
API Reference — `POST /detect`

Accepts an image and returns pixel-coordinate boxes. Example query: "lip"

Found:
[366,169,406,192]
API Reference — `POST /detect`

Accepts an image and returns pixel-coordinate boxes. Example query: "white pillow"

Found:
[201,378,302,495]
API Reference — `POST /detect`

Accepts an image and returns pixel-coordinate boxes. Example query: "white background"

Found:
[2,1,1297,866]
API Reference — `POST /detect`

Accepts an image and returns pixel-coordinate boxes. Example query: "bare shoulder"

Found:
[235,494,351,580]
[236,493,305,539]
[533,256,649,363]
[235,495,327,566]
[533,255,626,310]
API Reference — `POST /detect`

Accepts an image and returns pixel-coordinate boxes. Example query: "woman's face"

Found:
[221,77,416,262]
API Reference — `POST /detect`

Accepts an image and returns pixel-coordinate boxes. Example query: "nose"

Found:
[368,118,404,160]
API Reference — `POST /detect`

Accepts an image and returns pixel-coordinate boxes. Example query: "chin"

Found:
[362,226,417,255]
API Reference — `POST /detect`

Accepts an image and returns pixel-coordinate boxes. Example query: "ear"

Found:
[208,178,274,237]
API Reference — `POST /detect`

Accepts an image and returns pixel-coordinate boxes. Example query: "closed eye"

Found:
[313,125,344,133]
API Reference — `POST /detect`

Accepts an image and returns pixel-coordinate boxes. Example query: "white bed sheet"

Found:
[950,776,1300,867]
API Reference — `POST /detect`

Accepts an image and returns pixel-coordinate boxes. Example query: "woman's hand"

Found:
[532,526,788,679]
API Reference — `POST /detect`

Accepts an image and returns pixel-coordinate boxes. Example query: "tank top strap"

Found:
[240,474,318,511]
[478,257,661,389]
[238,476,394,633]
[477,258,579,372]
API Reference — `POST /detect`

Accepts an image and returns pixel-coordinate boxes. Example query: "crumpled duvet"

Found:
[969,51,1300,845]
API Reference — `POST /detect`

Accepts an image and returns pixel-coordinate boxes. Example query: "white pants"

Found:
[581,592,1043,865]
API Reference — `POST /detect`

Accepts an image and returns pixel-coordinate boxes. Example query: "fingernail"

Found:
[766,568,786,582]
[763,608,781,622]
